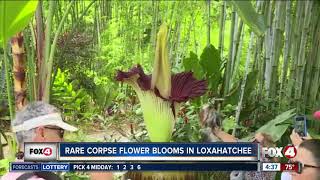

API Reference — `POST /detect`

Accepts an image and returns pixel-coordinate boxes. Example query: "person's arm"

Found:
[290,129,312,147]
[212,127,238,142]
[90,172,113,180]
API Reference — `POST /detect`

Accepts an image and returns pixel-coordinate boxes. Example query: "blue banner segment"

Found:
[68,162,258,171]
[10,162,258,171]
[59,143,258,157]
[10,163,41,171]
[40,163,70,171]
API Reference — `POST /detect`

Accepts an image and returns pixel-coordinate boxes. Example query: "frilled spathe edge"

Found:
[116,64,207,103]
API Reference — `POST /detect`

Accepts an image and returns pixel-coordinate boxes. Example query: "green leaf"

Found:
[0,159,10,175]
[183,51,203,79]
[257,109,296,142]
[224,82,240,105]
[243,70,258,98]
[222,116,236,133]
[224,71,258,105]
[200,44,221,76]
[229,0,267,36]
[0,0,38,44]
[308,128,320,139]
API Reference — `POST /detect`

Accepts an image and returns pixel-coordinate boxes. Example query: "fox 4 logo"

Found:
[262,145,297,159]
[30,147,53,156]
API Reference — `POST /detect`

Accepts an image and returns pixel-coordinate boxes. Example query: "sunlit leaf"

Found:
[229,0,267,36]
[183,51,203,79]
[200,44,221,76]
[0,0,38,44]
[257,109,296,142]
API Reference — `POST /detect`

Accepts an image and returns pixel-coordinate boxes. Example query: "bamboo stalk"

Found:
[295,0,313,113]
[181,10,195,59]
[35,1,44,100]
[288,1,304,101]
[264,0,273,97]
[305,5,320,109]
[207,0,211,47]
[96,2,101,50]
[27,24,37,102]
[231,20,243,82]
[193,7,198,54]
[218,1,226,59]
[253,0,265,124]
[233,32,254,136]
[270,1,285,110]
[230,14,239,84]
[3,44,14,119]
[223,7,236,96]
[43,1,75,102]
[39,0,56,101]
[230,23,244,85]
[175,22,181,68]
[280,0,292,102]
[11,33,27,111]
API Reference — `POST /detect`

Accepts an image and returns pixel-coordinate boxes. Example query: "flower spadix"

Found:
[116,24,207,142]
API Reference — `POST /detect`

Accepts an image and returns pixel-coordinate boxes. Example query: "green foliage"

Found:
[229,1,267,36]
[171,105,201,142]
[51,69,96,122]
[222,116,236,133]
[200,45,220,76]
[0,158,9,175]
[183,44,222,92]
[200,45,221,91]
[0,0,38,44]
[183,51,203,79]
[0,134,17,175]
[257,109,296,142]
[224,70,258,105]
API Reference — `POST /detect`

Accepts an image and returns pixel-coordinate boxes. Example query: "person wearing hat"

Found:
[1,101,113,180]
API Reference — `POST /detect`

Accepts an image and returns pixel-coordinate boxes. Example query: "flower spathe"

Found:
[116,65,207,142]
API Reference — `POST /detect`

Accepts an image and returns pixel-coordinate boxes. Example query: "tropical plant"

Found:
[116,24,207,142]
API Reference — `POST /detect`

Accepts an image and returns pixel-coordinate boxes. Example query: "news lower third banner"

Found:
[24,142,259,162]
[10,162,259,171]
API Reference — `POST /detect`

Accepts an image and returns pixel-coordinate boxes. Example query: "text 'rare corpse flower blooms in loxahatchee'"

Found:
[115,24,207,142]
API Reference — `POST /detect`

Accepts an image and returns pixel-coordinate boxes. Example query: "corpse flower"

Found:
[116,24,207,142]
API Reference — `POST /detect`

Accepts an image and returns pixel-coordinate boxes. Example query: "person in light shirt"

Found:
[1,101,113,180]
